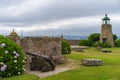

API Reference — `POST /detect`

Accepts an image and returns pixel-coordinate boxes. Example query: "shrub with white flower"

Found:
[0,35,26,77]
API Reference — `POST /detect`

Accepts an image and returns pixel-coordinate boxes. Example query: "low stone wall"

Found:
[67,40,80,45]
[102,49,111,53]
[71,45,89,52]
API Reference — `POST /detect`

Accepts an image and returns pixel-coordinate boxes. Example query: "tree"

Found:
[87,33,100,46]
[79,39,89,46]
[113,34,117,42]
[115,39,120,47]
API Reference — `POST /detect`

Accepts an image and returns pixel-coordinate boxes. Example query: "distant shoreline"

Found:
[63,35,87,40]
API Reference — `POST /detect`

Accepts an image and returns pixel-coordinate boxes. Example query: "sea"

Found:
[63,35,87,40]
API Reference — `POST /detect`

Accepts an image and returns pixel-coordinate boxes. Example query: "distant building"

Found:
[100,14,114,47]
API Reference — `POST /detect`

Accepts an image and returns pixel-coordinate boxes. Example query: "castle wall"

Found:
[20,37,61,56]
[20,37,61,69]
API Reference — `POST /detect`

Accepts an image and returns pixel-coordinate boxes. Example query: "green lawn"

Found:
[41,66,120,80]
[66,48,120,65]
[3,48,120,80]
[40,48,120,80]
[3,73,39,80]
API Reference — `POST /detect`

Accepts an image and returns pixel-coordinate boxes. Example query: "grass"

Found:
[4,48,120,80]
[3,73,39,80]
[41,66,120,80]
[66,48,120,65]
[40,48,120,80]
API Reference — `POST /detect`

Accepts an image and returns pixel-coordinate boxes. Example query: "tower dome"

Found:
[102,14,110,20]
[8,29,20,45]
[9,29,18,37]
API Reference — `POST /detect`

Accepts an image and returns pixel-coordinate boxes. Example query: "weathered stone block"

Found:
[102,49,111,52]
[81,59,102,66]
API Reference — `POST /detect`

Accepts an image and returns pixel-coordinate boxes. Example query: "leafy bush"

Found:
[79,39,89,46]
[115,39,120,47]
[88,33,100,46]
[0,35,26,77]
[61,40,71,54]
[103,42,112,48]
[113,34,117,42]
[93,41,102,47]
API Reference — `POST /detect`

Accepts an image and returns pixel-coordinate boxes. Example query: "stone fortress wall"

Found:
[8,30,62,69]
[20,37,61,69]
[20,37,61,56]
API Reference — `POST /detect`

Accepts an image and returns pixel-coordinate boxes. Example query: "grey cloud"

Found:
[24,0,120,23]
[0,0,120,36]
[24,24,100,36]
[0,0,120,24]
[0,0,25,8]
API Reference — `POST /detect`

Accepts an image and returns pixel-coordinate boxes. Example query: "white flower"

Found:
[24,57,26,60]
[5,50,8,54]
[13,51,17,54]
[22,68,26,71]
[22,60,25,62]
[14,56,17,58]
[22,65,25,67]
[18,72,21,75]
[14,60,17,63]
[22,60,26,64]
[1,43,6,47]
[0,62,4,65]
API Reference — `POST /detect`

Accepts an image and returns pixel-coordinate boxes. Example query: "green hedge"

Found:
[61,40,71,54]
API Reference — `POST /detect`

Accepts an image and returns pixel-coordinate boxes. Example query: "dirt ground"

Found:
[26,59,79,78]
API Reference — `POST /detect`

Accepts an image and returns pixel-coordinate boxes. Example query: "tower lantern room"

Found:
[102,14,110,24]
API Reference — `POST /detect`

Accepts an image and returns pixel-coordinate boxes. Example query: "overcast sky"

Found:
[0,0,120,36]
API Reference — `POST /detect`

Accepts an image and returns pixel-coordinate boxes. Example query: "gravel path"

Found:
[27,67,74,78]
